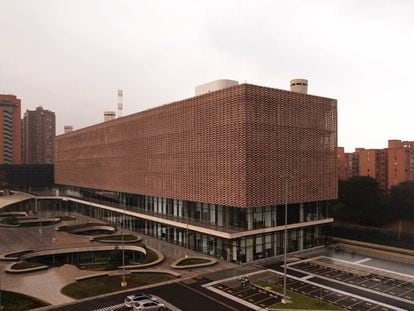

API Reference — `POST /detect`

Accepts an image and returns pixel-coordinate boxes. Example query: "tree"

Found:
[107,247,130,269]
[332,176,388,225]
[388,181,414,221]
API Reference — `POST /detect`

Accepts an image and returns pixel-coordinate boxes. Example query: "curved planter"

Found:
[57,223,116,235]
[17,218,60,227]
[119,247,164,269]
[0,249,33,262]
[130,269,181,278]
[20,245,147,262]
[91,235,142,244]
[5,262,49,274]
[0,223,20,228]
[171,256,217,269]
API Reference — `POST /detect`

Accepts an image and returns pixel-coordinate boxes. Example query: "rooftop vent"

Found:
[290,79,308,94]
[195,79,239,96]
[104,111,116,122]
[64,125,73,134]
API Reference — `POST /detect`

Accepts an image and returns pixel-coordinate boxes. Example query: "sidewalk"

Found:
[0,212,237,305]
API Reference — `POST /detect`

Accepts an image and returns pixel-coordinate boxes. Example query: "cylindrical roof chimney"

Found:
[104,111,116,122]
[290,79,308,94]
[64,125,73,134]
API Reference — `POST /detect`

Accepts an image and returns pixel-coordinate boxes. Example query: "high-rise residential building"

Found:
[387,140,414,189]
[22,106,56,164]
[337,147,351,180]
[0,94,21,164]
[54,80,337,263]
[357,148,388,190]
[337,147,359,181]
[338,139,414,190]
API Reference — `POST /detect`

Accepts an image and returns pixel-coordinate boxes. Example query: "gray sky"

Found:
[1,0,414,151]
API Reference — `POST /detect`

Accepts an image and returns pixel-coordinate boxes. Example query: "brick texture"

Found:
[55,84,337,208]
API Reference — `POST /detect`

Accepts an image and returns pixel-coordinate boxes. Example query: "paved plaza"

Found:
[0,211,237,306]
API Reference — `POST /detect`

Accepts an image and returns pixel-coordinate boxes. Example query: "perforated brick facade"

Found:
[55,84,337,208]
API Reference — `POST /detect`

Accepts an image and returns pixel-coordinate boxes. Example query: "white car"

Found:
[132,299,166,311]
[124,293,157,308]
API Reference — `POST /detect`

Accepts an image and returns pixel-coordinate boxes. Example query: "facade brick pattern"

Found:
[55,84,337,208]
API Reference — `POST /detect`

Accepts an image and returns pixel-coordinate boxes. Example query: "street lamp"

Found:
[282,176,291,304]
[185,204,189,258]
[0,266,3,311]
[121,203,127,287]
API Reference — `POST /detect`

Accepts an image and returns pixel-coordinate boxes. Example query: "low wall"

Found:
[334,238,414,265]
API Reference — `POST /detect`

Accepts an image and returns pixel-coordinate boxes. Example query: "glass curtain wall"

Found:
[3,198,332,263]
[58,185,330,233]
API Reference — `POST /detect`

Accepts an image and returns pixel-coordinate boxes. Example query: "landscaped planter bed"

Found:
[171,256,217,269]
[1,290,49,311]
[61,273,175,299]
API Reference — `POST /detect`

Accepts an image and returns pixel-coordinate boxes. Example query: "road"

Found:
[53,278,253,311]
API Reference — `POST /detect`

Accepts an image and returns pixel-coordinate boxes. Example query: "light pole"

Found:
[0,266,3,311]
[185,204,189,258]
[282,177,289,304]
[121,203,127,287]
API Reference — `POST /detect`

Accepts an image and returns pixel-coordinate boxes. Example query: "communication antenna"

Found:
[117,89,123,118]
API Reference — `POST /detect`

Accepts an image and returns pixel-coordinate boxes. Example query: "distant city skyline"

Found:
[1,0,414,151]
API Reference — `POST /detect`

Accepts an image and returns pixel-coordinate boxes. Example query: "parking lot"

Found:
[212,282,281,309]
[288,257,414,302]
[205,270,400,311]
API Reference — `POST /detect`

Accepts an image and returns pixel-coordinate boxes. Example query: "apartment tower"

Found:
[22,106,56,164]
[0,94,21,164]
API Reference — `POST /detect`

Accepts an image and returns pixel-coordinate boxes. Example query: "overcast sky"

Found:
[1,0,414,151]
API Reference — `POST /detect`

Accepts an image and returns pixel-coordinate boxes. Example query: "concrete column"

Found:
[247,208,254,230]
[299,229,304,250]
[300,203,304,223]
[217,206,223,226]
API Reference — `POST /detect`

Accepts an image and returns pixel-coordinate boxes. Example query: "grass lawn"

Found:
[254,280,343,310]
[61,273,174,299]
[12,261,46,270]
[1,290,49,311]
[176,257,210,266]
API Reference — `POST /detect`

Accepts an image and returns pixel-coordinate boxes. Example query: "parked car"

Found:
[124,293,157,308]
[132,299,165,311]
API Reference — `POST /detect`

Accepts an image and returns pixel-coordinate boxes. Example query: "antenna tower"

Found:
[117,89,123,118]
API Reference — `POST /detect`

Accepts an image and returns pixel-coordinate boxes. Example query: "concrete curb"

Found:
[130,269,181,278]
[119,246,164,269]
[91,234,142,244]
[170,256,217,269]
[5,262,49,274]
[0,249,33,262]
[75,273,109,282]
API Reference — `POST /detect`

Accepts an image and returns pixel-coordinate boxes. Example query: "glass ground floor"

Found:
[4,197,332,263]
[58,185,331,233]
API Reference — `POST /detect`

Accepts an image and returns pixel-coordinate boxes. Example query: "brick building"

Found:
[55,80,337,262]
[387,140,414,189]
[0,94,21,164]
[22,106,56,164]
[338,139,414,191]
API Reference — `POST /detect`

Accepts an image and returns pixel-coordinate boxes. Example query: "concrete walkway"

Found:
[0,210,237,306]
[0,191,33,209]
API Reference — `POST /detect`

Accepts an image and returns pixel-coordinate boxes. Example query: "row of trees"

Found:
[330,176,414,226]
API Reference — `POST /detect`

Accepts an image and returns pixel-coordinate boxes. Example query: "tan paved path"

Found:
[0,209,237,305]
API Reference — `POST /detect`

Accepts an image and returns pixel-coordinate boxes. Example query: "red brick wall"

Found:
[55,84,337,208]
